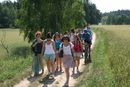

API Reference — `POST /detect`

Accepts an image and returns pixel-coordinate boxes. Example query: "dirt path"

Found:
[14,33,96,87]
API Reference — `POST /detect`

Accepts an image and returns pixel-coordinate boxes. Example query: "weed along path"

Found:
[14,33,96,87]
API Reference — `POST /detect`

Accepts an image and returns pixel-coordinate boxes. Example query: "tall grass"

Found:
[104,26,130,87]
[76,25,130,87]
[0,29,32,87]
[76,28,115,87]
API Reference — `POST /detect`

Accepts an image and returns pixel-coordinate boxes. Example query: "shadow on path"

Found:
[71,71,83,79]
[39,74,55,87]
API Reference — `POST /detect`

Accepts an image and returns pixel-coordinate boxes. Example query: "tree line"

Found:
[0,0,101,41]
[0,0,19,28]
[101,10,130,25]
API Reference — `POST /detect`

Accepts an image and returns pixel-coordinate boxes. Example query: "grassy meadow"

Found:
[0,29,32,87]
[0,25,130,87]
[76,25,130,87]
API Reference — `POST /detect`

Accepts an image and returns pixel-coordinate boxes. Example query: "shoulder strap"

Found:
[61,43,63,48]
[69,43,72,49]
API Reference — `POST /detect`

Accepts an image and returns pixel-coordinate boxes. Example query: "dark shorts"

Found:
[85,40,92,45]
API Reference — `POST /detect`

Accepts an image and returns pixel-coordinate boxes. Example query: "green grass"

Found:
[0,29,32,87]
[76,25,130,87]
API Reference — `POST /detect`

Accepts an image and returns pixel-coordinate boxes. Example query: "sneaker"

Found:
[49,74,54,80]
[77,70,80,74]
[63,82,69,87]
[38,69,44,76]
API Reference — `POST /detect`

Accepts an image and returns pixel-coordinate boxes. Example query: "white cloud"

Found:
[91,0,130,13]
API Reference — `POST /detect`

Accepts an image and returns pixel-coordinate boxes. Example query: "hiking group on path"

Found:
[31,23,92,87]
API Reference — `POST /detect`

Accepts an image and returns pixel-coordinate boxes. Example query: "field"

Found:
[0,29,32,87]
[1,26,130,87]
[76,25,130,87]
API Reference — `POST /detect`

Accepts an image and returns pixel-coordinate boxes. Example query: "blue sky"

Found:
[1,0,130,13]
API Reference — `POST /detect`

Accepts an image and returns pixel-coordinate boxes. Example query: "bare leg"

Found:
[73,59,76,74]
[77,58,80,72]
[56,53,59,71]
[47,61,50,73]
[59,58,62,71]
[50,60,55,74]
[65,68,70,85]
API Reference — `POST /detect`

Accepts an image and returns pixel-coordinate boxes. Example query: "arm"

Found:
[80,41,83,52]
[41,41,45,55]
[70,42,74,53]
[52,41,56,53]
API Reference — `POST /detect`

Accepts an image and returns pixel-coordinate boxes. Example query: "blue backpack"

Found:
[83,29,92,42]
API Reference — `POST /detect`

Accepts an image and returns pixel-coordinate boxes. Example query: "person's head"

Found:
[84,29,88,33]
[62,36,70,44]
[35,31,42,39]
[55,32,60,38]
[71,29,75,33]
[86,23,90,27]
[46,32,52,41]
[74,34,79,41]
[48,32,52,36]
[63,31,68,35]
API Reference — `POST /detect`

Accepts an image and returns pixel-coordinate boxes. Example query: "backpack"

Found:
[83,29,92,42]
[59,44,63,58]
[31,39,37,53]
[73,41,81,52]
[31,39,43,55]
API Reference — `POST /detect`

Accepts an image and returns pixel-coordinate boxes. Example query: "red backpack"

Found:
[73,41,81,52]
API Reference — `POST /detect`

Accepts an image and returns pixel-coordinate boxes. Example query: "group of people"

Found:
[31,23,92,87]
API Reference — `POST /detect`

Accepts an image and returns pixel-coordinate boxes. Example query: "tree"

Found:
[101,10,130,25]
[19,0,84,42]
[0,0,18,28]
[83,0,101,24]
[0,30,9,57]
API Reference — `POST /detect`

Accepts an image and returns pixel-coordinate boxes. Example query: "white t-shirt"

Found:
[60,42,74,55]
[44,41,55,54]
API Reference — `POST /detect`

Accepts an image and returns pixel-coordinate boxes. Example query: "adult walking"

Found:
[53,32,62,72]
[82,23,92,64]
[42,32,56,79]
[31,31,44,76]
[72,34,83,74]
[59,36,74,87]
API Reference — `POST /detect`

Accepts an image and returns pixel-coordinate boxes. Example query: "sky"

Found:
[0,0,130,13]
[91,0,130,13]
